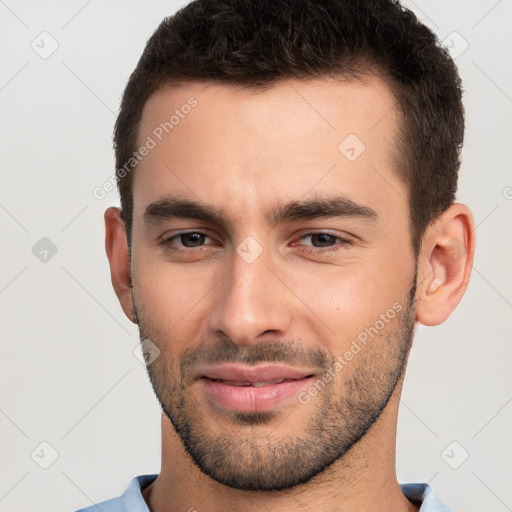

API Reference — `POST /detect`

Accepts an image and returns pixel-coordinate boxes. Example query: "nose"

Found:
[207,246,294,346]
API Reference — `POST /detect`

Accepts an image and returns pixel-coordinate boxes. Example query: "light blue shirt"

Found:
[74,474,453,511]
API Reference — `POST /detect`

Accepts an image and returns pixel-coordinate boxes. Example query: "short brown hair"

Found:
[114,0,464,256]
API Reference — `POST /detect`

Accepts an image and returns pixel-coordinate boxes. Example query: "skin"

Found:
[105,76,475,512]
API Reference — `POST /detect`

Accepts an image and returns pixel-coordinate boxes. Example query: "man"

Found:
[76,0,475,510]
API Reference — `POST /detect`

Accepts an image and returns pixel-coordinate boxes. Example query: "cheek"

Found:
[291,255,412,345]
[133,256,219,337]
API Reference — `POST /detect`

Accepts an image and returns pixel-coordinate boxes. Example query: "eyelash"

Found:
[160,231,353,254]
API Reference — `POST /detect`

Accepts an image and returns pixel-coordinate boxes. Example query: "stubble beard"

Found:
[133,280,417,492]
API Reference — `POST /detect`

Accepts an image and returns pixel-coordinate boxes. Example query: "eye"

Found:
[303,233,338,248]
[295,232,352,253]
[162,231,214,249]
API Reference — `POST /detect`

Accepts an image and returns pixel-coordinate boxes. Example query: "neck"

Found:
[143,379,418,512]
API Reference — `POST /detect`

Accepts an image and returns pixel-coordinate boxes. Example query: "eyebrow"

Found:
[142,196,378,227]
[269,196,378,224]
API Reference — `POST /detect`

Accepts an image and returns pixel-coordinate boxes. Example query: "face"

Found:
[129,77,418,491]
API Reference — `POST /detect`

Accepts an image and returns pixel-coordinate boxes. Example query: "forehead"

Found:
[133,76,404,222]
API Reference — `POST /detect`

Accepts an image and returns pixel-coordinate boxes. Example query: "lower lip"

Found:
[199,377,315,412]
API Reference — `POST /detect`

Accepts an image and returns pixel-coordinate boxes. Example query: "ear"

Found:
[104,207,137,323]
[416,203,475,326]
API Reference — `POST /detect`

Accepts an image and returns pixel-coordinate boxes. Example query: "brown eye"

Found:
[179,232,206,247]
[162,231,213,250]
[310,233,337,247]
[295,232,353,254]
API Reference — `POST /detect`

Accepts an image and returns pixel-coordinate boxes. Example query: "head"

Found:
[105,0,474,492]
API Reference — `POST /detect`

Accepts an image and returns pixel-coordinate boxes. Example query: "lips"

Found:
[197,363,314,383]
[210,377,294,387]
[196,363,316,412]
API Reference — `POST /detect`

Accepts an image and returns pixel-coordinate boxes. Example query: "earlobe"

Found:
[104,207,137,323]
[416,204,475,326]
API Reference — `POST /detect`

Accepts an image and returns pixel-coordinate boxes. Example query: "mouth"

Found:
[205,375,312,388]
[196,364,317,413]
[203,377,308,387]
[196,362,315,383]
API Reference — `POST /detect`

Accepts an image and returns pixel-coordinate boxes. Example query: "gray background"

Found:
[0,1,511,511]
